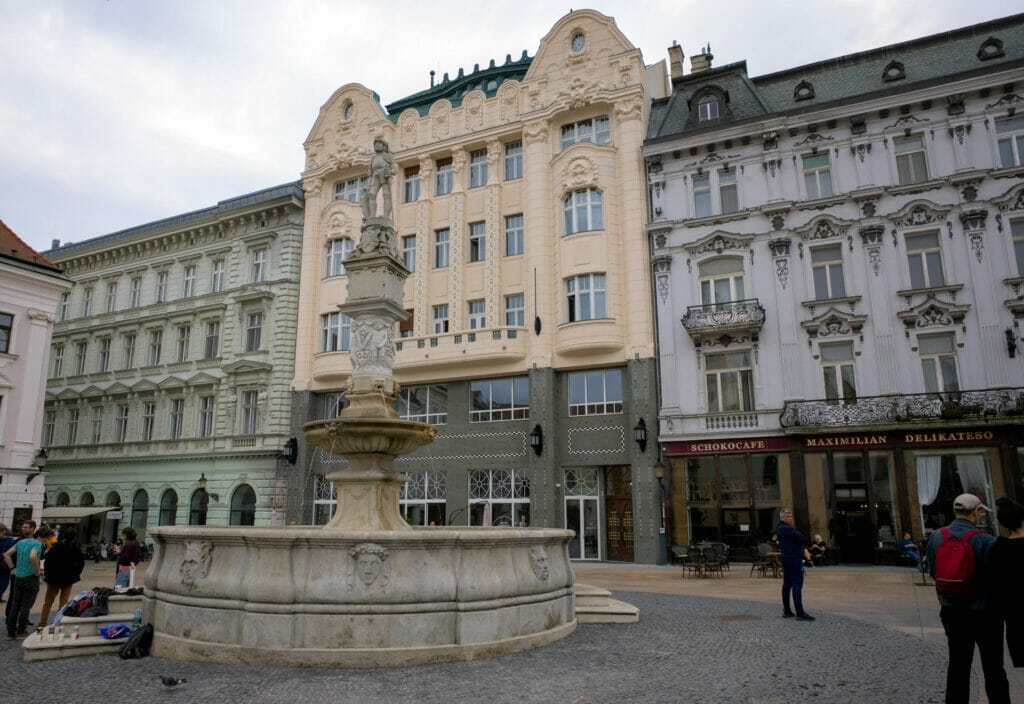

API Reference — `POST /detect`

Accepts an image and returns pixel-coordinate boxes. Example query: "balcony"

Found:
[780,388,1024,430]
[682,299,765,346]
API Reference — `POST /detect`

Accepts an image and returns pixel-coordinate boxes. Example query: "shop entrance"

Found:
[605,465,633,562]
[828,452,896,563]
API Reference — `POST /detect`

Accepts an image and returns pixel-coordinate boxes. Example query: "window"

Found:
[132,489,149,533]
[693,173,711,218]
[156,273,168,303]
[230,484,257,526]
[240,390,258,434]
[182,266,196,297]
[810,245,846,300]
[251,249,267,282]
[435,158,453,195]
[90,406,104,444]
[98,337,111,372]
[996,115,1024,168]
[74,341,87,375]
[130,278,142,308]
[175,325,191,363]
[147,330,162,366]
[66,408,79,445]
[470,377,529,421]
[313,474,337,525]
[432,304,449,334]
[169,398,183,440]
[334,176,368,202]
[920,333,959,393]
[324,392,349,419]
[505,214,524,256]
[203,321,220,359]
[321,312,351,352]
[504,141,522,180]
[699,258,745,306]
[566,273,607,322]
[141,402,155,441]
[58,292,69,321]
[325,238,354,277]
[698,95,719,122]
[719,168,738,214]
[469,469,530,527]
[894,135,928,185]
[403,166,420,203]
[706,351,754,413]
[0,314,9,354]
[906,232,945,289]
[106,282,117,312]
[468,222,486,262]
[693,169,737,217]
[1013,219,1024,276]
[211,261,225,293]
[115,404,129,443]
[402,235,416,271]
[198,396,215,438]
[468,149,488,188]
[42,411,55,446]
[560,116,610,149]
[434,229,450,268]
[803,153,833,199]
[821,342,857,404]
[245,312,263,352]
[189,489,208,526]
[468,299,486,329]
[400,470,447,526]
[121,333,136,369]
[568,368,623,415]
[394,385,448,424]
[51,343,64,377]
[505,294,525,327]
[82,287,93,316]
[563,188,603,234]
[159,489,178,526]
[400,309,415,338]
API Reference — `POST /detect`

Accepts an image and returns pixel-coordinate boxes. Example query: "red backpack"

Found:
[933,527,982,599]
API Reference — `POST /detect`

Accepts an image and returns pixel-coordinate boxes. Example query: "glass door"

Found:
[564,468,600,559]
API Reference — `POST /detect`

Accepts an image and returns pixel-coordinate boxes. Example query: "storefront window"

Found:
[917,453,994,536]
[685,457,718,542]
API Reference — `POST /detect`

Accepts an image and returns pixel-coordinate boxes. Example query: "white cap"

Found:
[953,493,989,512]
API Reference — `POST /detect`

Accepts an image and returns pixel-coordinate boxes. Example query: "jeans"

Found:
[781,558,804,614]
[115,567,131,589]
[939,606,1009,704]
[6,574,40,636]
[40,583,73,627]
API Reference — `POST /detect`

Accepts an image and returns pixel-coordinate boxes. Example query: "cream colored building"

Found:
[291,10,669,563]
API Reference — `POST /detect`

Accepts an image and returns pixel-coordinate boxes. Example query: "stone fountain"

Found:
[142,138,577,667]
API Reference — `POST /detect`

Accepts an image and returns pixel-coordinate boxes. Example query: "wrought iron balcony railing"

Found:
[682,299,765,334]
[780,388,1024,428]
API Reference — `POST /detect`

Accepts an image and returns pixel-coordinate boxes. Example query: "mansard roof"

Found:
[647,13,1024,143]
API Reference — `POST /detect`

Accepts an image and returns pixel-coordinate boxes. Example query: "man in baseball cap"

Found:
[952,493,989,513]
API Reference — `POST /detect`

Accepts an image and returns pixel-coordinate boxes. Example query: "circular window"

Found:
[796,86,812,99]
[983,43,999,56]
[887,67,901,78]
[571,32,586,53]
[343,102,354,120]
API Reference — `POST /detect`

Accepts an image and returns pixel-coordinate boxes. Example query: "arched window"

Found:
[132,490,150,533]
[57,492,70,507]
[189,490,209,526]
[230,484,257,526]
[324,237,354,277]
[159,489,178,526]
[698,95,719,122]
[699,258,745,307]
[105,491,121,509]
[80,492,95,507]
[563,188,603,235]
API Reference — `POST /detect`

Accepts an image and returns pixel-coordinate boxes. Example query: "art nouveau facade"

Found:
[0,222,71,529]
[41,183,303,543]
[292,10,669,562]
[644,16,1024,561]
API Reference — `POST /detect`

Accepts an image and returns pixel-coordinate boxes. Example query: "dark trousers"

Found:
[939,606,1009,704]
[6,575,40,636]
[1006,612,1023,668]
[781,558,804,614]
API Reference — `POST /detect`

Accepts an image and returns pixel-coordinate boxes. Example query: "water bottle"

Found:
[132,608,142,631]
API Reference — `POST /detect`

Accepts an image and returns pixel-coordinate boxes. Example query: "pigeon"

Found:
[160,676,187,687]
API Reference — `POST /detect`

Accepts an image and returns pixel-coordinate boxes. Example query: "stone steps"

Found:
[573,583,640,624]
[22,594,143,662]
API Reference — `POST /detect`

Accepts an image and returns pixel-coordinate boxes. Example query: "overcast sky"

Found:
[2,0,1019,254]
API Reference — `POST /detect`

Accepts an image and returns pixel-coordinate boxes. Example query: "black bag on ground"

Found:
[118,624,154,659]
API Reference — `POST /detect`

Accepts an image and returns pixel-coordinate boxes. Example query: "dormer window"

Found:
[883,60,905,82]
[794,81,814,101]
[698,95,719,122]
[343,102,354,120]
[977,37,1004,61]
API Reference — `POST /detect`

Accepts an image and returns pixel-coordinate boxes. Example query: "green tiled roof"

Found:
[385,51,532,121]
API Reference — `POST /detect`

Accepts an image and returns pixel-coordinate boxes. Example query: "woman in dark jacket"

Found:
[39,526,85,626]
[115,527,141,589]
[992,497,1024,667]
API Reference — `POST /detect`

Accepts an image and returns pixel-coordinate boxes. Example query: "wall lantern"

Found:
[529,424,544,456]
[282,437,298,465]
[1006,328,1018,359]
[26,449,47,484]
[634,418,648,454]
[653,459,666,479]
[198,472,220,502]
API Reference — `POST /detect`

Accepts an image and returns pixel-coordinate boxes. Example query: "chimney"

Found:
[690,43,713,73]
[51,238,61,249]
[668,41,684,80]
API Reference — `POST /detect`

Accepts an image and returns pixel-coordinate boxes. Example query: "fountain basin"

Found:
[143,525,576,667]
[303,417,436,456]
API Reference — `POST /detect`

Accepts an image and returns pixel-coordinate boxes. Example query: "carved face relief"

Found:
[347,543,389,591]
[180,539,213,590]
[529,546,550,581]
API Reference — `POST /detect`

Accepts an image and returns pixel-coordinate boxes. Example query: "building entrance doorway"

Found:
[564,468,600,560]
[827,451,896,563]
[605,465,633,562]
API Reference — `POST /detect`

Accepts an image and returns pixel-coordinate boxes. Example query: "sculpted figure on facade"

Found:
[350,316,395,377]
[361,137,398,221]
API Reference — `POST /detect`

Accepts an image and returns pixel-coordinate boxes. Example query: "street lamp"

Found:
[26,448,47,484]
[529,424,543,456]
[198,472,219,502]
[633,418,648,454]
[282,437,298,465]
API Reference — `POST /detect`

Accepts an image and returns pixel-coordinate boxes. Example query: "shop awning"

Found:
[41,506,119,521]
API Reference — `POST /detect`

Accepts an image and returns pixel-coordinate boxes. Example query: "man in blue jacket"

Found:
[776,508,814,621]
[926,493,1008,704]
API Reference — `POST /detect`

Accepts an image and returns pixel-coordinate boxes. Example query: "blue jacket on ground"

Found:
[926,517,995,611]
[776,521,806,561]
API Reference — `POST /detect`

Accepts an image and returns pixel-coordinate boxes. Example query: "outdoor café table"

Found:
[768,552,781,578]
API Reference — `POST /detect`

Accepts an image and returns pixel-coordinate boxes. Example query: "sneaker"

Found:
[783,611,795,618]
[14,632,29,640]
[796,612,816,621]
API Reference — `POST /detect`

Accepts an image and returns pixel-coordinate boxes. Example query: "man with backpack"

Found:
[926,493,1009,704]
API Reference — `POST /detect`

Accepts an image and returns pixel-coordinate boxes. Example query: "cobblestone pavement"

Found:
[2,590,946,704]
